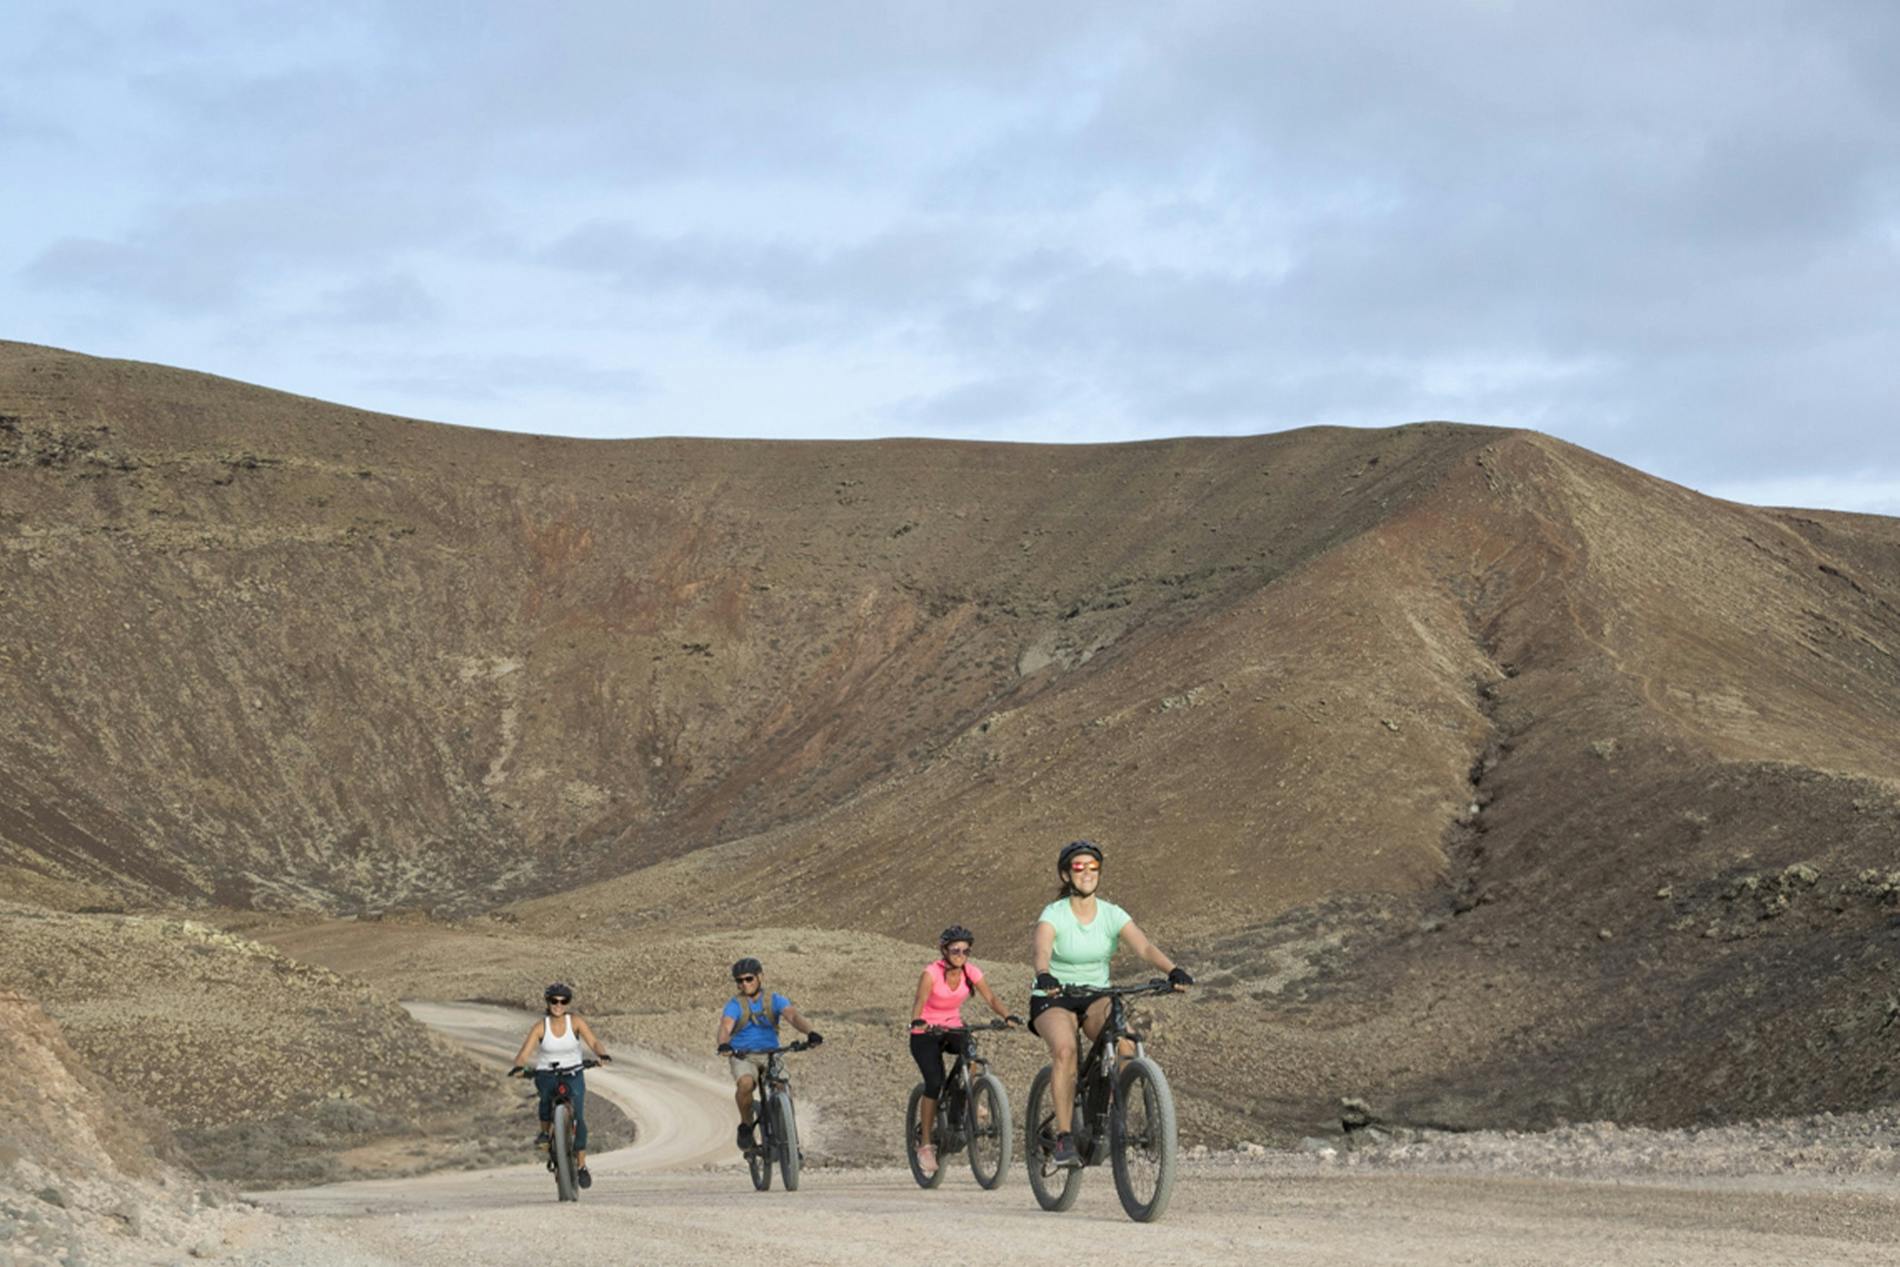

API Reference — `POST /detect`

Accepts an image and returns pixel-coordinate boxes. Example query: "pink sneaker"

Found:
[917,1144,938,1177]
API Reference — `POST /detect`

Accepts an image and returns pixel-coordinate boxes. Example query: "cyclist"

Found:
[1030,840,1192,1168]
[716,957,823,1152]
[907,924,1022,1177]
[508,982,612,1189]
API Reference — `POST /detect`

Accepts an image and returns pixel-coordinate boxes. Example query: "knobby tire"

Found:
[1023,1065,1083,1212]
[773,1090,802,1192]
[967,1072,1011,1190]
[905,1082,948,1189]
[1110,1056,1178,1222]
[551,1101,579,1202]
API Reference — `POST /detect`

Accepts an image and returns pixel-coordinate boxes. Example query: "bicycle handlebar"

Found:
[718,1041,813,1056]
[1053,980,1181,999]
[507,1059,600,1078]
[908,1020,1019,1034]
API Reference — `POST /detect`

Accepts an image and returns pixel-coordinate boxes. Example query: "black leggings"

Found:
[908,1031,969,1100]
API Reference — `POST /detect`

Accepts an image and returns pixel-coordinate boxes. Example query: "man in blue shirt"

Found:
[715,956,824,1150]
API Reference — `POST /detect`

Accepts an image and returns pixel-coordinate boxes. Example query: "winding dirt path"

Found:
[256,1002,738,1217]
[230,1004,1900,1266]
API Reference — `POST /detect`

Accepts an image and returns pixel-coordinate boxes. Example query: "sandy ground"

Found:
[199,1003,1900,1267]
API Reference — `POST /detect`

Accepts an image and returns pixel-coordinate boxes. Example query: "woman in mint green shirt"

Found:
[1030,839,1192,1168]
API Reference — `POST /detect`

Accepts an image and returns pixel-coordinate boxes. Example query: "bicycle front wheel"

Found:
[1110,1055,1178,1222]
[773,1091,802,1192]
[905,1083,947,1189]
[551,1102,579,1202]
[967,1072,1012,1190]
[1023,1065,1082,1212]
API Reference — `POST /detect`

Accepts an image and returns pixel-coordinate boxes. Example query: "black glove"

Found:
[598,1053,613,1064]
[1004,1014,1025,1028]
[507,1065,526,1078]
[1168,966,1194,987]
[1034,972,1062,994]
[716,1042,733,1055]
[909,1018,928,1033]
[805,1032,824,1047]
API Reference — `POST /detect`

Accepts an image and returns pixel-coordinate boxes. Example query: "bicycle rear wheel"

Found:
[1110,1055,1178,1222]
[773,1091,802,1192]
[967,1072,1011,1190]
[748,1089,774,1191]
[551,1102,579,1202]
[1023,1065,1083,1212]
[905,1083,947,1189]
[747,1118,773,1191]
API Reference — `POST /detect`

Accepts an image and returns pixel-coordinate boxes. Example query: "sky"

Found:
[4,1,1898,513]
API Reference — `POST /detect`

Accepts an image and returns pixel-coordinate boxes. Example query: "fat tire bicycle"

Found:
[730,1041,811,1192]
[510,1059,599,1203]
[1025,981,1181,1222]
[904,1021,1016,1190]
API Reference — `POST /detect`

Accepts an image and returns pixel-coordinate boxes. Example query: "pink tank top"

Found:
[919,958,984,1028]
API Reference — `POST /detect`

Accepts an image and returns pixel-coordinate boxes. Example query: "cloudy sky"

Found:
[5,2,1897,511]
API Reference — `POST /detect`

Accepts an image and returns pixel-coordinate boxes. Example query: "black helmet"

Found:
[544,982,573,1003]
[1057,839,1103,871]
[731,957,764,980]
[939,925,975,948]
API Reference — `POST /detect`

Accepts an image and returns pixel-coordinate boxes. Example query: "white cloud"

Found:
[2,1,1897,510]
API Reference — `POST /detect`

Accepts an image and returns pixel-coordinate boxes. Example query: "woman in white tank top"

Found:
[509,982,613,1185]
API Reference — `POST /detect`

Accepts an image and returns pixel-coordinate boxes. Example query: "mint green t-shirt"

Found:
[1037,897,1132,990]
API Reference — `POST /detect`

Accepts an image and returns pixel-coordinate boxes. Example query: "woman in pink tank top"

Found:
[907,925,1021,1177]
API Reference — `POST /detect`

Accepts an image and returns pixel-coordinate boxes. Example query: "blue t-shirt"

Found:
[723,992,793,1052]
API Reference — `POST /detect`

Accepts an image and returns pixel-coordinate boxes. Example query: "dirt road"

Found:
[228,1004,1898,1266]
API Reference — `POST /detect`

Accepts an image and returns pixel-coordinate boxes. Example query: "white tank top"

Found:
[536,1012,584,1070]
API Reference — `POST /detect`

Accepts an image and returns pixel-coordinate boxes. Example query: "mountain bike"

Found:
[904,1020,1015,1190]
[732,1041,811,1192]
[510,1059,599,1202]
[1025,981,1180,1222]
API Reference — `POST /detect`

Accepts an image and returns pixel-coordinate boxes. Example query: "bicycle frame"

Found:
[752,1050,792,1131]
[735,1041,809,1192]
[526,1059,597,1202]
[1060,985,1165,1163]
[1026,980,1181,1222]
[915,1023,1002,1152]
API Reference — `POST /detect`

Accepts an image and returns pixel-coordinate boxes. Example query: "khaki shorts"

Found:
[728,1052,771,1082]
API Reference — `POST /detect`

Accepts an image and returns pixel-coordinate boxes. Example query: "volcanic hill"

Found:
[3,339,1897,1163]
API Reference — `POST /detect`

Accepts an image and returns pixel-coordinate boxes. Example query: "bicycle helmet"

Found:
[544,982,573,1003]
[1057,839,1103,871]
[730,957,764,980]
[939,924,975,949]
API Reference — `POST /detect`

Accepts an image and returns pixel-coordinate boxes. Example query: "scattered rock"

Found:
[1340,1097,1379,1132]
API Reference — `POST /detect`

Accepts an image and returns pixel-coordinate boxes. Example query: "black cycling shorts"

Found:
[1028,990,1103,1031]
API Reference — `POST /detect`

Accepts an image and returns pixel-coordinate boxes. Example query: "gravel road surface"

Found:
[220,1004,1897,1267]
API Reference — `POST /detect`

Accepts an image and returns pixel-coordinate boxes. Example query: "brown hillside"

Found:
[4,340,1899,1147]
[1,339,1498,912]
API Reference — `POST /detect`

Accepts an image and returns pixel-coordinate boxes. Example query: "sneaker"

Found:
[535,1128,551,1150]
[577,1167,592,1190]
[1050,1132,1081,1169]
[917,1144,938,1177]
[737,1122,756,1151]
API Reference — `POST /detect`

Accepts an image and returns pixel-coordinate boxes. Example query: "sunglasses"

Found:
[1069,860,1100,873]
[944,946,971,956]
[547,998,571,1005]
[736,974,760,984]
